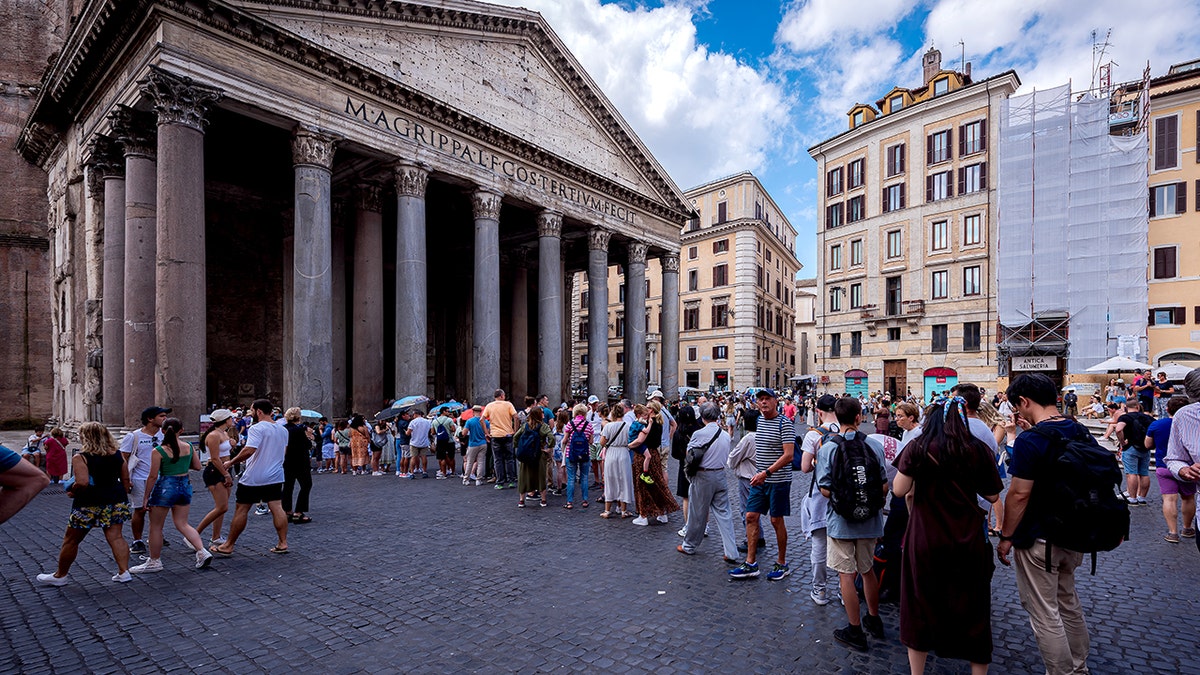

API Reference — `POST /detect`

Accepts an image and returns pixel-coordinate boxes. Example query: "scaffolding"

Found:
[997,83,1149,374]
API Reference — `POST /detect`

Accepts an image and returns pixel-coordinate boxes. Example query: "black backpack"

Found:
[515,424,543,464]
[1026,423,1129,574]
[827,433,887,523]
[1120,412,1153,450]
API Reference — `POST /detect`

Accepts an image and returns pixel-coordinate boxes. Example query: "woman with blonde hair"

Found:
[36,422,133,586]
[130,418,213,573]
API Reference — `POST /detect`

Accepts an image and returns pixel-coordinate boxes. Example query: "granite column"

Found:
[536,210,563,404]
[586,228,611,399]
[510,254,529,399]
[93,136,126,425]
[352,184,384,413]
[660,252,680,402]
[623,242,648,399]
[394,162,430,398]
[471,189,503,404]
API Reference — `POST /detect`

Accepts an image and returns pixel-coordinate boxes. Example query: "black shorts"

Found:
[435,439,455,460]
[337,446,351,455]
[202,463,227,487]
[236,482,283,505]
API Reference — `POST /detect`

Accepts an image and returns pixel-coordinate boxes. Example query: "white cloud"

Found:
[492,0,790,190]
[776,0,915,51]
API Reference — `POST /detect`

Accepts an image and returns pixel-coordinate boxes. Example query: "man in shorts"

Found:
[1165,368,1200,553]
[407,411,433,478]
[728,388,794,581]
[1147,396,1195,542]
[211,398,290,555]
[121,406,169,555]
[395,411,412,477]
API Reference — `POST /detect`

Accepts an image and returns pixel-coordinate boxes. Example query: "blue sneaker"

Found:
[766,562,791,581]
[728,561,759,579]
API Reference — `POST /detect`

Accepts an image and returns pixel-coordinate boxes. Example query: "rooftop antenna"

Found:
[1090,28,1113,91]
[957,39,966,71]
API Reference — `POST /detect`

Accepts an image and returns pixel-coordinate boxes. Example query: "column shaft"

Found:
[623,242,648,399]
[331,221,347,415]
[660,253,680,402]
[586,229,610,399]
[352,186,384,412]
[472,189,502,405]
[510,264,529,398]
[101,173,126,425]
[536,211,563,403]
[394,162,429,398]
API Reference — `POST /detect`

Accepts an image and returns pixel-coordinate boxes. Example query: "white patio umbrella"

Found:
[1085,355,1153,373]
[1156,362,1196,381]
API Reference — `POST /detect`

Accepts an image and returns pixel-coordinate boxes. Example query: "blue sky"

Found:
[498,0,1200,274]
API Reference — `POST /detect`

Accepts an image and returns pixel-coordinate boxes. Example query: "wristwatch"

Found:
[998,534,1012,542]
[764,468,773,477]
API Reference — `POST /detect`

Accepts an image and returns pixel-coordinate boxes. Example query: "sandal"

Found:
[540,500,547,507]
[269,546,289,554]
[517,501,526,508]
[600,511,612,519]
[293,514,312,524]
[621,511,634,518]
[208,546,234,557]
[581,501,589,509]
[563,502,573,510]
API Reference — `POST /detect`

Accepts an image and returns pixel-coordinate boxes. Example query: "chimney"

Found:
[964,62,972,80]
[923,47,942,85]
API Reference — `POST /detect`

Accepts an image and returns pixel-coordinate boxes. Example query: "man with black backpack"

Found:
[998,374,1128,675]
[1115,400,1154,506]
[816,396,888,651]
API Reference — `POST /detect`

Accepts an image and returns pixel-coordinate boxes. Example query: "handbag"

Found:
[684,429,721,478]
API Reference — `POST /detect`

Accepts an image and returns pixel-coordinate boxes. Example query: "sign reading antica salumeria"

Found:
[343,97,637,225]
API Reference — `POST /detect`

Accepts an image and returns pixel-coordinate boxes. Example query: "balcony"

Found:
[859,304,878,319]
[863,299,924,336]
[901,299,924,316]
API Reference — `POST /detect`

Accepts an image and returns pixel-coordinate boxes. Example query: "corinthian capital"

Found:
[394,161,430,197]
[471,189,503,221]
[660,251,680,273]
[536,210,562,238]
[139,66,224,131]
[86,135,124,180]
[354,183,383,213]
[292,126,338,169]
[588,227,612,251]
[109,106,157,159]
[628,241,648,265]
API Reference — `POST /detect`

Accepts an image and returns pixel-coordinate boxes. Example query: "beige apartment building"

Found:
[795,278,817,377]
[808,49,1019,398]
[571,171,801,394]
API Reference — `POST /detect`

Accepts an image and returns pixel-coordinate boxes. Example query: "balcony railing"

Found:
[901,299,925,316]
[859,304,878,319]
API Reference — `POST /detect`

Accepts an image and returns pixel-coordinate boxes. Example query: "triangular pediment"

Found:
[233,0,688,215]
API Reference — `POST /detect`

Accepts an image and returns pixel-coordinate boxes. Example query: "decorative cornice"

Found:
[660,252,679,273]
[139,66,224,131]
[292,126,338,169]
[587,227,612,251]
[354,183,383,212]
[628,242,648,265]
[536,210,562,238]
[86,135,125,180]
[108,106,157,159]
[471,189,503,221]
[394,161,429,197]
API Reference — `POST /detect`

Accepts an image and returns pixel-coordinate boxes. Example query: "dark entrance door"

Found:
[884,359,906,399]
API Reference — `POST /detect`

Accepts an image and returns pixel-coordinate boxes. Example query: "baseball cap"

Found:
[209,408,233,423]
[648,390,665,400]
[587,395,600,404]
[140,406,172,424]
[816,394,837,412]
[755,388,777,398]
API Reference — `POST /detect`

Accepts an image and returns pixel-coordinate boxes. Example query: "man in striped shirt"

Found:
[729,388,795,580]
[1165,368,1200,553]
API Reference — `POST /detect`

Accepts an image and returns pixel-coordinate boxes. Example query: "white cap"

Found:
[648,390,665,400]
[587,395,600,404]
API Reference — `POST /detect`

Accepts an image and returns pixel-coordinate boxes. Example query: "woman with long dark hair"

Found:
[671,405,702,537]
[195,409,236,546]
[891,397,1002,674]
[130,418,213,573]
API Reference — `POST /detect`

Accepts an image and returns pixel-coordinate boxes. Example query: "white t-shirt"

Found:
[241,420,288,486]
[120,429,163,482]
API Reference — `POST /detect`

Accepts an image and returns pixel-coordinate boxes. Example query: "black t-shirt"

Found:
[741,408,760,431]
[1117,413,1152,450]
[1008,419,1084,548]
[72,453,129,508]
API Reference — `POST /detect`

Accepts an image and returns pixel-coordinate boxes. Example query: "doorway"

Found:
[883,359,907,399]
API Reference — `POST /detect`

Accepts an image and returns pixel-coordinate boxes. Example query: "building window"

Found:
[713,345,728,360]
[618,284,625,303]
[756,265,763,288]
[688,245,698,260]
[829,244,842,270]
[827,167,844,196]
[688,269,698,291]
[1151,182,1187,217]
[687,346,697,361]
[716,201,727,223]
[887,326,901,341]
[963,321,981,352]
[886,276,902,315]
[851,331,862,357]
[616,352,623,364]
[886,230,903,259]
[886,143,906,177]
[683,306,699,331]
[960,120,985,155]
[926,171,953,202]
[848,158,864,188]
[846,195,865,223]
[933,78,949,96]
[852,110,865,126]
[581,289,588,306]
[711,304,729,328]
[578,319,588,341]
[1154,115,1179,171]
[1153,247,1178,279]
[830,333,842,358]
[964,213,982,245]
[850,239,863,266]
[932,324,948,352]
[713,239,729,254]
[927,129,952,164]
[883,183,905,212]
[646,279,651,298]
[931,270,948,299]
[931,220,949,251]
[963,266,981,296]
[1149,307,1186,326]
[850,283,863,309]
[958,162,987,194]
[615,313,624,337]
[829,287,843,312]
[712,264,729,287]
[890,94,904,112]
[825,202,844,229]
[581,354,588,365]
[686,371,700,388]
[766,249,773,263]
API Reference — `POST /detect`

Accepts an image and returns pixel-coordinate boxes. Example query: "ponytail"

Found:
[161,417,183,461]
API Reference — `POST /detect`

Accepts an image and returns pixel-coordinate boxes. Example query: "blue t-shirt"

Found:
[1148,418,1173,467]
[1008,418,1082,548]
[465,417,487,447]
[628,421,647,447]
[0,444,21,472]
[321,424,333,445]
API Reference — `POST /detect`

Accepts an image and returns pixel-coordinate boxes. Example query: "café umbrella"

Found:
[1085,355,1154,373]
[375,395,429,421]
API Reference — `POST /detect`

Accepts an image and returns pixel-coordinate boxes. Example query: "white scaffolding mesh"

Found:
[998,85,1148,373]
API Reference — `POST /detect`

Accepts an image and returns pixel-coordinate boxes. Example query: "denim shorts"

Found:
[147,475,192,507]
[746,481,792,518]
[1121,448,1150,476]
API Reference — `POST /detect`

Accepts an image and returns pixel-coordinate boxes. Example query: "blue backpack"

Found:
[567,420,591,464]
[435,419,451,443]
[515,424,542,464]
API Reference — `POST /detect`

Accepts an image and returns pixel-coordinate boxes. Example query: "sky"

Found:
[492,0,1200,275]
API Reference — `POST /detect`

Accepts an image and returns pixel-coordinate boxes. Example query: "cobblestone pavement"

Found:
[1,437,1198,674]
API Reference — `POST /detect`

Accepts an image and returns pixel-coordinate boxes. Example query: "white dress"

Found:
[601,421,635,505]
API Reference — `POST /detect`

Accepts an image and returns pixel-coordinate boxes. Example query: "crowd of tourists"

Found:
[5,365,1200,675]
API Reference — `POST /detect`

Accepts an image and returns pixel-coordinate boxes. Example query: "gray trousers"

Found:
[681,469,738,559]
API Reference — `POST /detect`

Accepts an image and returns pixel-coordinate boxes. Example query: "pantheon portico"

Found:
[19,0,691,430]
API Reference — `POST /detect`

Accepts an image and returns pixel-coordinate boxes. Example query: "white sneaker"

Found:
[677,527,688,537]
[396,471,403,477]
[475,479,483,486]
[435,473,446,480]
[182,538,196,552]
[195,549,213,569]
[462,477,469,485]
[810,587,830,606]
[632,516,649,526]
[112,571,132,583]
[210,536,227,546]
[130,558,163,574]
[254,505,269,516]
[372,471,384,476]
[36,573,68,586]
[656,515,670,524]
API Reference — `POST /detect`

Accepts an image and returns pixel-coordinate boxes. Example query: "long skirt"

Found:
[632,450,679,519]
[517,453,547,494]
[603,445,636,505]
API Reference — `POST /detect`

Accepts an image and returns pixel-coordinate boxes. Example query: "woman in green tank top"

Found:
[130,418,213,573]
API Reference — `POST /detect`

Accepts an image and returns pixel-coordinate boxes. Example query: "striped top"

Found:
[754,413,795,483]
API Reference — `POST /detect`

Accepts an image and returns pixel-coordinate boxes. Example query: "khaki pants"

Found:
[1013,542,1090,675]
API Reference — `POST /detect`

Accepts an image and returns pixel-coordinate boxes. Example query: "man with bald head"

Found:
[1164,368,1200,554]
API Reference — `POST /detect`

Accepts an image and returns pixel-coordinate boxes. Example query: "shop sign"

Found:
[1012,355,1057,371]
